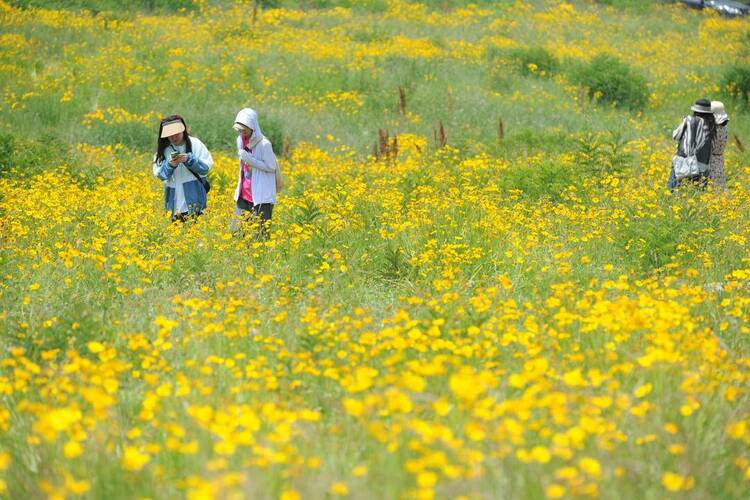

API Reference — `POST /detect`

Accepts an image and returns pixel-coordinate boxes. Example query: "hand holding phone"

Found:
[169,152,185,166]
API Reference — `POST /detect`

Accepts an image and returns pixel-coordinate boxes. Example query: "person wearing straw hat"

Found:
[668,98,715,192]
[152,115,214,221]
[709,101,729,190]
[230,108,279,238]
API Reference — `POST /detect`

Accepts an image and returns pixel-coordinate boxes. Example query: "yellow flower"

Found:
[64,474,91,495]
[726,421,746,440]
[417,471,437,488]
[531,446,551,464]
[578,457,601,477]
[432,398,452,416]
[86,341,105,353]
[449,368,492,402]
[329,482,348,495]
[545,484,566,498]
[634,383,653,398]
[63,441,83,458]
[280,490,300,500]
[342,398,364,417]
[562,369,586,387]
[668,444,686,455]
[352,465,368,477]
[662,472,694,492]
[122,447,150,471]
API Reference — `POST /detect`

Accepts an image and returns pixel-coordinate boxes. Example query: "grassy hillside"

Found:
[1,0,749,498]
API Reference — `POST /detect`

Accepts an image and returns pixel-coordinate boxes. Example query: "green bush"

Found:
[619,203,713,272]
[499,160,581,202]
[508,47,558,77]
[572,54,648,109]
[487,48,510,91]
[574,131,632,173]
[258,0,283,8]
[262,115,285,155]
[722,65,750,106]
[88,121,154,150]
[0,132,66,180]
[594,0,653,10]
[335,0,387,13]
[8,0,195,12]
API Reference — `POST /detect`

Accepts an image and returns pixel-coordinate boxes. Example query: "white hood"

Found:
[234,108,264,144]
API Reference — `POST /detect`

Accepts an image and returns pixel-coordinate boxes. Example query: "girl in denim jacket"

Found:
[153,115,214,221]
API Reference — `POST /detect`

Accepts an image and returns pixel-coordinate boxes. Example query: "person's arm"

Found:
[672,118,687,142]
[185,141,213,177]
[153,155,176,180]
[240,142,277,173]
[185,152,211,176]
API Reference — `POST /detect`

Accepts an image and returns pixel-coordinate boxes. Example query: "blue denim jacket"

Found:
[152,136,213,215]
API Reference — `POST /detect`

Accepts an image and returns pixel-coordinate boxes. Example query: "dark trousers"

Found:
[171,211,201,223]
[237,198,273,238]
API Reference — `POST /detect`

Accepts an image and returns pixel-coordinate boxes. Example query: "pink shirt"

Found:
[240,136,253,203]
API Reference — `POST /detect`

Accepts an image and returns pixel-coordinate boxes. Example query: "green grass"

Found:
[1,1,750,499]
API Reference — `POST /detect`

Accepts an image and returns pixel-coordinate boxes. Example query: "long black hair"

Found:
[692,99,716,140]
[155,114,193,163]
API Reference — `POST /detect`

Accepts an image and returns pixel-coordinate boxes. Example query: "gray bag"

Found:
[672,153,701,180]
[672,116,708,181]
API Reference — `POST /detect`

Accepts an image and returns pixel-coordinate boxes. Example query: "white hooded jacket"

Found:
[234,108,277,205]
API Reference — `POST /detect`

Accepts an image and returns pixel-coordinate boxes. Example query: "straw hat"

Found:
[711,100,728,124]
[160,119,186,138]
[690,98,712,114]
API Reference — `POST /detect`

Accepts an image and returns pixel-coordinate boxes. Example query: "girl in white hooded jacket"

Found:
[232,108,278,236]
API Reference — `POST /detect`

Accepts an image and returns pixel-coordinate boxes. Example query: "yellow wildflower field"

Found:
[1,0,749,498]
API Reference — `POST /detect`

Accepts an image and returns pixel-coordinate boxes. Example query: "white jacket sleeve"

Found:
[186,138,213,176]
[252,141,277,173]
[153,153,175,180]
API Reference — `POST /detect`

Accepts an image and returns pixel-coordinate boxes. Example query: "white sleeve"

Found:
[194,138,213,170]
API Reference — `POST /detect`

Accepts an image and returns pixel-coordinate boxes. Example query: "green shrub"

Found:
[508,47,558,77]
[487,54,511,92]
[594,0,653,10]
[335,0,387,13]
[407,0,500,8]
[377,243,417,282]
[619,203,710,272]
[722,65,750,106]
[572,54,648,109]
[8,0,195,12]
[88,121,154,150]
[574,131,632,173]
[0,132,67,180]
[0,134,13,171]
[262,115,285,155]
[617,194,724,273]
[258,0,282,8]
[499,160,581,202]
[502,129,580,155]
